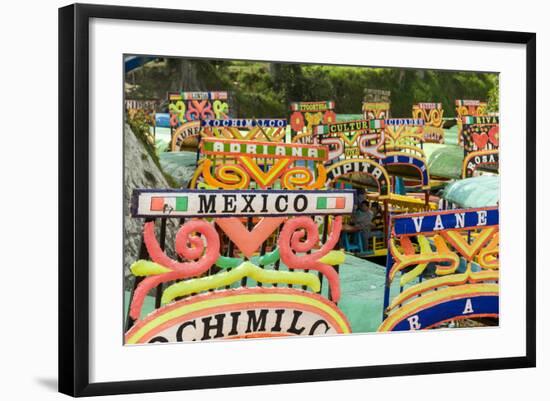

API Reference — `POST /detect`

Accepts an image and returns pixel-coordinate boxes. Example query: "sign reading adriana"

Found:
[201,138,328,161]
[125,288,351,343]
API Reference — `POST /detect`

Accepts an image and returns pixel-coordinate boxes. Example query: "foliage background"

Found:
[126,58,499,116]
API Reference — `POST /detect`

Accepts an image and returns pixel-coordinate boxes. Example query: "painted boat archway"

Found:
[126,287,351,343]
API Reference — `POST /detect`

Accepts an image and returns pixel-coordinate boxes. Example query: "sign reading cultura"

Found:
[316,120,370,134]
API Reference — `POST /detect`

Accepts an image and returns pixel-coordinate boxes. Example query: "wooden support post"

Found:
[154,218,167,309]
[424,190,429,211]
[383,199,389,242]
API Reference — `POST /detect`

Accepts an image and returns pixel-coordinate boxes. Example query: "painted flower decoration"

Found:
[323,110,337,124]
[488,125,499,146]
[290,111,305,132]
[168,100,186,126]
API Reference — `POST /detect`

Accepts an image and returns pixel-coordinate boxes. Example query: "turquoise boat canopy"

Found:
[427,144,464,179]
[442,175,500,208]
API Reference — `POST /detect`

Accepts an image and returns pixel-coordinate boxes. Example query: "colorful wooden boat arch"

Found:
[126,288,351,344]
[456,99,488,146]
[125,98,159,123]
[289,100,336,142]
[325,158,391,198]
[462,149,499,178]
[379,207,499,332]
[125,185,353,340]
[126,120,358,342]
[200,119,288,142]
[194,137,329,190]
[363,102,390,120]
[168,91,230,127]
[412,102,444,143]
[379,152,430,189]
[383,118,425,153]
[171,120,201,151]
[461,115,499,178]
[462,116,500,153]
[126,86,501,342]
[362,88,391,120]
[314,119,385,160]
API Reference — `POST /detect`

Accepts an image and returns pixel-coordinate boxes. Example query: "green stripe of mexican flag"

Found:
[317,196,346,210]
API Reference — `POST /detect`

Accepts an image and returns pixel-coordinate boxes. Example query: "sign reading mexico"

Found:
[125,288,351,343]
[132,189,355,218]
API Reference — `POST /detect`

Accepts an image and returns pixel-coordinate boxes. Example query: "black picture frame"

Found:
[58,3,536,397]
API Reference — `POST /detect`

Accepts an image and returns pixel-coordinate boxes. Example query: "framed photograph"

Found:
[58,3,536,397]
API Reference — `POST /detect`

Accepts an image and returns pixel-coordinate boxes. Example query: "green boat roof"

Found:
[442,175,500,208]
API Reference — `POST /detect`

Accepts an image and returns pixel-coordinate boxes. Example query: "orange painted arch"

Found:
[125,287,351,344]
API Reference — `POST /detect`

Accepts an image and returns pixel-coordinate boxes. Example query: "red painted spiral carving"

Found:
[278,216,343,301]
[129,220,220,319]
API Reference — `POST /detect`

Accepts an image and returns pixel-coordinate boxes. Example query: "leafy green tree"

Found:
[125,58,498,118]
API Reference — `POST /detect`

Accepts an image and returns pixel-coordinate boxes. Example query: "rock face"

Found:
[124,123,177,285]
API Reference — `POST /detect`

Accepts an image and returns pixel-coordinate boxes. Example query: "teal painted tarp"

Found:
[442,175,500,208]
[426,126,464,179]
